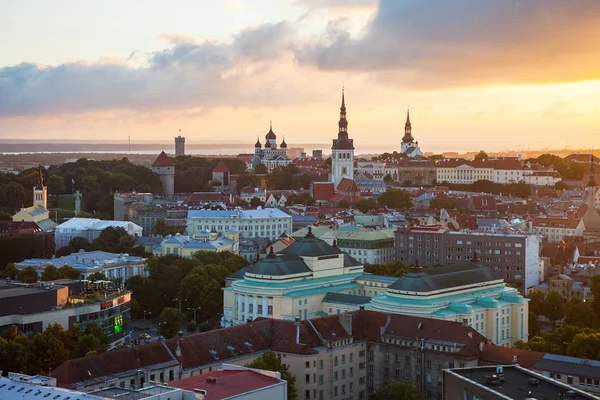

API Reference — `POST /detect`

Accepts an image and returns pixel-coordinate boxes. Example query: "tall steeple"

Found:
[402,108,414,144]
[338,87,348,136]
[589,152,596,188]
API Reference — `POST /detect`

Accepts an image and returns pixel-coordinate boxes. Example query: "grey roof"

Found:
[16,250,146,271]
[343,253,362,268]
[280,229,343,258]
[388,261,501,293]
[322,292,371,305]
[227,266,250,280]
[533,354,600,379]
[246,254,311,276]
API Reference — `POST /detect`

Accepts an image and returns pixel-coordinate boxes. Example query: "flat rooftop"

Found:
[0,282,64,299]
[447,365,596,400]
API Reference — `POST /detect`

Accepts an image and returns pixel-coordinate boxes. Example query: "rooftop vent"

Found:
[206,377,217,384]
[527,378,539,386]
[417,322,422,330]
[209,350,219,360]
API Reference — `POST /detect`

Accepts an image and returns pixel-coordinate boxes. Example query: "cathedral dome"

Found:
[265,123,276,140]
[280,139,287,148]
[255,138,262,148]
[264,141,272,148]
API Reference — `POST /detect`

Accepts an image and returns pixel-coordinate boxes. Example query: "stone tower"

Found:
[331,88,354,189]
[175,134,185,157]
[152,151,175,197]
[33,166,48,209]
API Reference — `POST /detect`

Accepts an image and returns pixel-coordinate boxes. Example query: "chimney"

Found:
[246,318,252,325]
[339,312,352,336]
[206,377,217,384]
[295,317,301,344]
[359,305,365,311]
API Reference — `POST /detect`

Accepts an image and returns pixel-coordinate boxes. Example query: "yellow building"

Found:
[12,171,57,233]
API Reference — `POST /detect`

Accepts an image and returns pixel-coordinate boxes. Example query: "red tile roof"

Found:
[184,192,229,206]
[336,178,359,194]
[213,160,230,173]
[152,151,174,167]
[313,182,335,201]
[532,217,581,229]
[171,369,283,399]
[481,344,545,368]
[0,221,43,234]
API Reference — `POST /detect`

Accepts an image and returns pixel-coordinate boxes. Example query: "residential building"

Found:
[384,159,436,186]
[531,216,584,242]
[436,157,537,185]
[54,218,143,249]
[252,122,291,172]
[152,232,239,257]
[331,89,355,189]
[130,203,187,235]
[152,151,175,197]
[175,135,185,157]
[400,109,423,158]
[15,250,148,280]
[395,226,541,292]
[355,161,386,181]
[0,280,132,350]
[523,170,562,186]
[187,209,293,241]
[239,187,267,204]
[444,365,597,400]
[53,309,489,400]
[171,364,288,400]
[113,192,154,221]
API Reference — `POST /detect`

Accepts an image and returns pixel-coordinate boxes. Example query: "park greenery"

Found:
[245,351,297,400]
[0,322,108,375]
[125,250,248,330]
[515,283,600,360]
[354,188,413,213]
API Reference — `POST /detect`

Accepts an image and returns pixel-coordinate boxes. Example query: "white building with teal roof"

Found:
[368,256,529,347]
[223,230,529,346]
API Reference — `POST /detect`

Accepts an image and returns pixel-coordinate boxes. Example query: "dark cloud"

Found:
[0,22,297,117]
[295,0,600,87]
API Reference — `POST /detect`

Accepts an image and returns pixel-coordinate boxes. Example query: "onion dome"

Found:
[265,121,276,141]
[255,138,262,148]
[280,138,287,148]
[264,141,272,148]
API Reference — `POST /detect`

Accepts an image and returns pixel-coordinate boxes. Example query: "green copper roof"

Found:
[246,254,311,276]
[322,292,371,305]
[280,227,343,258]
[388,260,501,293]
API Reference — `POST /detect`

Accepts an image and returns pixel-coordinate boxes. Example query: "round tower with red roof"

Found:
[152,151,175,197]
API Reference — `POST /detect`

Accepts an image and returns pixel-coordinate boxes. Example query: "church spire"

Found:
[338,87,348,135]
[590,151,597,188]
[406,108,411,126]
[341,86,346,112]
[402,107,414,144]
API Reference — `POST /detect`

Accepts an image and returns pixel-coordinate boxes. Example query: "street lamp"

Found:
[143,310,152,321]
[188,307,201,328]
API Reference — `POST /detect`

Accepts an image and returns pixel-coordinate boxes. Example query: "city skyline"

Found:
[1,0,600,151]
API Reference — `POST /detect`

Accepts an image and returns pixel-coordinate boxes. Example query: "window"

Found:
[342,354,346,364]
[334,356,338,366]
[334,371,338,381]
[319,360,324,370]
[334,386,338,396]
[306,374,310,384]
[306,361,310,368]
[319,375,323,385]
[267,305,273,315]
[349,367,354,377]
[306,390,310,399]
[342,369,346,379]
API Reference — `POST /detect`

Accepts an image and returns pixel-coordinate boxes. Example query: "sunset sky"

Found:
[1,0,599,153]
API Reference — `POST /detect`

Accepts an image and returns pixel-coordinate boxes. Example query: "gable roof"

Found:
[481,344,545,368]
[152,151,174,167]
[313,182,335,201]
[213,160,230,173]
[336,178,359,194]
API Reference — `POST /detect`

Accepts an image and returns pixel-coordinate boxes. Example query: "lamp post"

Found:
[143,310,151,321]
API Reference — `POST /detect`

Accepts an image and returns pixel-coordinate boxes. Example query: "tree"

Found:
[246,351,297,400]
[0,211,12,220]
[154,219,180,236]
[0,181,27,211]
[250,197,265,208]
[566,296,596,328]
[354,198,379,213]
[0,263,19,279]
[41,265,60,281]
[254,164,268,174]
[474,151,489,162]
[89,226,136,253]
[87,272,107,282]
[160,307,183,339]
[370,382,423,400]
[384,174,393,183]
[47,175,66,194]
[527,290,546,316]
[567,332,600,359]
[541,291,566,325]
[430,196,459,210]
[20,266,39,283]
[554,181,568,190]
[592,276,600,320]
[58,265,81,280]
[286,192,315,206]
[378,188,413,209]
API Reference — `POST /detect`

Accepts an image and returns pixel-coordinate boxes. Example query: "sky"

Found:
[1,0,600,153]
